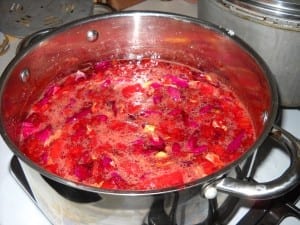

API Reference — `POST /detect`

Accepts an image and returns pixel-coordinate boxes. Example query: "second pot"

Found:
[198,0,300,107]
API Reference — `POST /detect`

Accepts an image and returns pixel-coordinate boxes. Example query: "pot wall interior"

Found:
[1,13,273,149]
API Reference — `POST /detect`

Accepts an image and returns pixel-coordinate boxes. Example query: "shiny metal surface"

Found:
[224,0,300,21]
[0,11,277,194]
[198,0,300,107]
[86,30,99,42]
[20,160,211,225]
[215,126,300,200]
[14,155,246,225]
[219,0,300,29]
[0,11,298,224]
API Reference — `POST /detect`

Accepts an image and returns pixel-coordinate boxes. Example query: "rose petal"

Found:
[101,79,111,88]
[95,61,111,72]
[167,74,189,88]
[150,82,162,89]
[21,122,37,139]
[192,145,208,154]
[172,142,181,154]
[36,126,52,142]
[168,108,182,116]
[153,95,163,104]
[149,136,165,151]
[74,164,91,181]
[101,156,113,168]
[227,130,245,152]
[96,114,108,123]
[187,131,199,149]
[73,70,87,81]
[167,86,181,101]
[199,105,213,114]
[66,107,91,123]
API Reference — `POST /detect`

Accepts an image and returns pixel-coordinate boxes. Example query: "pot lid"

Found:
[0,0,93,38]
[225,0,300,20]
[220,0,300,29]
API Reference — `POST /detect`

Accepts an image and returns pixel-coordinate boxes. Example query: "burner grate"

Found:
[236,181,300,225]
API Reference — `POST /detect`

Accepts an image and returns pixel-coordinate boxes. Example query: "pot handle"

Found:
[212,125,300,200]
[16,28,56,54]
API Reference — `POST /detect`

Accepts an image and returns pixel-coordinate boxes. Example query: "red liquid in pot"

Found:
[20,59,255,191]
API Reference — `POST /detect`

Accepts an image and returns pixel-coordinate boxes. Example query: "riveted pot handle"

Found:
[16,28,56,54]
[214,125,300,200]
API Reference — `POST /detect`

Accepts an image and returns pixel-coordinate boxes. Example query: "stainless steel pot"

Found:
[0,12,299,225]
[197,0,300,107]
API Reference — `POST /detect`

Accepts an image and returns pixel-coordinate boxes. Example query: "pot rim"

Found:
[211,0,300,31]
[0,11,279,196]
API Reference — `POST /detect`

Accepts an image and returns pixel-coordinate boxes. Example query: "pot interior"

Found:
[0,12,277,191]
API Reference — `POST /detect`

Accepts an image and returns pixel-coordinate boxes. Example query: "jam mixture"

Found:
[20,59,255,191]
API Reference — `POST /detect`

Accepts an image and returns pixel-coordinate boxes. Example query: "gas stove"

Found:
[0,1,299,225]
